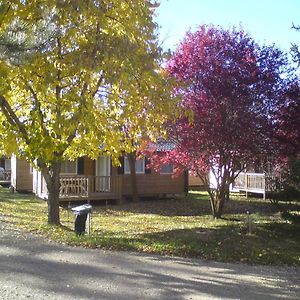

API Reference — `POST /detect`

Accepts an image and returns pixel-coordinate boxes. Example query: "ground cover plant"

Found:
[0,187,299,265]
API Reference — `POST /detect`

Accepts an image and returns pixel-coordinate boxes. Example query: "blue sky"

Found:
[155,0,299,54]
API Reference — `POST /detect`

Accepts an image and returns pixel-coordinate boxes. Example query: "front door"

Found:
[95,156,111,192]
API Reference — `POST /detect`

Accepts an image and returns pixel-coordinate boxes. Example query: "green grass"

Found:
[0,187,299,265]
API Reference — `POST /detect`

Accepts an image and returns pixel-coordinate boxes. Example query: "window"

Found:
[61,160,77,174]
[4,159,11,170]
[124,157,145,174]
[161,163,173,174]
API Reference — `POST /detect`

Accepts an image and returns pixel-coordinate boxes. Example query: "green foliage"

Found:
[283,158,300,192]
[0,1,173,164]
[0,1,176,224]
[0,187,299,265]
[291,24,300,66]
[272,158,300,203]
[281,210,300,225]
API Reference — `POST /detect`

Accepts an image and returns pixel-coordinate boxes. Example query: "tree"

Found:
[281,24,300,156]
[273,25,300,199]
[291,24,300,66]
[127,151,139,202]
[157,25,289,218]
[275,81,300,156]
[0,1,173,225]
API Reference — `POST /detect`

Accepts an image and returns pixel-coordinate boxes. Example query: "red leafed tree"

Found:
[273,25,300,195]
[160,25,289,218]
[276,24,300,156]
[276,81,300,156]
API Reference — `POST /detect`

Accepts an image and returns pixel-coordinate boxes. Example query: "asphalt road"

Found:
[0,218,299,300]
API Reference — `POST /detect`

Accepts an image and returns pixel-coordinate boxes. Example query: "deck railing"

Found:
[4,170,11,181]
[91,176,122,196]
[60,175,89,198]
[59,175,122,199]
[94,176,111,192]
[232,172,279,200]
[0,170,11,181]
[233,172,265,192]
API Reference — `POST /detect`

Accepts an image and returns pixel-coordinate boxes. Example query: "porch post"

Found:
[263,174,266,200]
[87,175,91,198]
[245,173,248,199]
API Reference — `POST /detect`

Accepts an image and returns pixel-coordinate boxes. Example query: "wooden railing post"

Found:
[263,174,266,200]
[87,176,90,198]
[245,173,248,198]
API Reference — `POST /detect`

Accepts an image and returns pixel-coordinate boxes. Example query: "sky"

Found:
[154,0,299,54]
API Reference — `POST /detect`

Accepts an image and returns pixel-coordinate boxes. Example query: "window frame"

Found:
[61,159,78,175]
[160,163,174,175]
[4,159,11,170]
[124,157,145,174]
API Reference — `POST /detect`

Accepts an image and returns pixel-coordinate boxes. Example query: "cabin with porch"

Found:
[33,155,187,203]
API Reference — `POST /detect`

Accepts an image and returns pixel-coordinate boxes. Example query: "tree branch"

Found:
[26,82,49,137]
[0,94,30,144]
[65,82,88,146]
[92,72,105,98]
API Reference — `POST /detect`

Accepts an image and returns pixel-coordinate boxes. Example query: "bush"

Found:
[281,210,300,224]
[269,158,300,204]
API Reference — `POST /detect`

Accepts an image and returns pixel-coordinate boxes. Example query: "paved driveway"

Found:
[0,218,299,300]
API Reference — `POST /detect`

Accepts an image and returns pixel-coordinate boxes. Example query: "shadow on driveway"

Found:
[0,219,299,300]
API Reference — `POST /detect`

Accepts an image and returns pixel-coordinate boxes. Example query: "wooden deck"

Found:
[232,172,274,200]
[0,170,11,185]
[59,175,122,202]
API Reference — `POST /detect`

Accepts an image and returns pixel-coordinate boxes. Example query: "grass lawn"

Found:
[0,186,299,265]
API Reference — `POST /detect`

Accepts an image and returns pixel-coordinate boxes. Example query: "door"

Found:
[95,156,111,192]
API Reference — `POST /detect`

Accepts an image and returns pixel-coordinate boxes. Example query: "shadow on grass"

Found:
[95,196,213,217]
[1,185,299,265]
[94,193,292,218]
[93,220,300,265]
[0,187,41,204]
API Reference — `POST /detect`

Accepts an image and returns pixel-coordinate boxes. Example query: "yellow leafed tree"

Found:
[0,1,174,224]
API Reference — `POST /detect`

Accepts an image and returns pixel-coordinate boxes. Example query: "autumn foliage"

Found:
[275,81,300,156]
[159,25,289,218]
[273,26,300,197]
[0,1,172,225]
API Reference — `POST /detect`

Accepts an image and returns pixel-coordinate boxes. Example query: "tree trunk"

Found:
[208,167,233,218]
[225,185,230,202]
[208,188,226,219]
[208,192,217,217]
[214,193,225,218]
[42,162,61,225]
[127,153,139,202]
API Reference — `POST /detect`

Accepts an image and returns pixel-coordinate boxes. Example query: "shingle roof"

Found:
[156,142,174,152]
[152,140,175,152]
